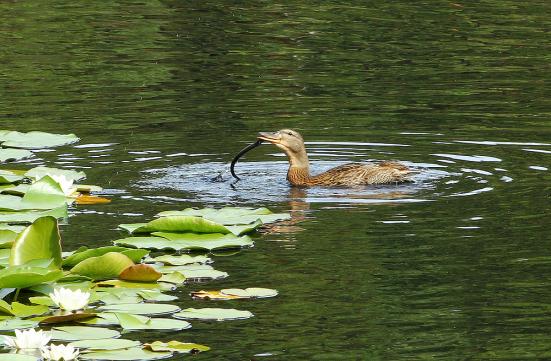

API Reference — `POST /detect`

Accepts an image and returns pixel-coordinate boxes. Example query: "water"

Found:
[2,1,551,359]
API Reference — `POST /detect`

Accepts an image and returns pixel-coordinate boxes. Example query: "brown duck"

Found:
[257,129,414,186]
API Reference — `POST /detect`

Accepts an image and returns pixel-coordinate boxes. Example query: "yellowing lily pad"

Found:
[119,264,162,282]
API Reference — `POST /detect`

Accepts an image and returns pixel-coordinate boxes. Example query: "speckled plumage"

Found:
[258,129,415,187]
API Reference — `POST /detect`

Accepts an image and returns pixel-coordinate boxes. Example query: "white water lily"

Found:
[49,287,90,312]
[41,344,79,361]
[3,328,51,349]
[38,174,74,196]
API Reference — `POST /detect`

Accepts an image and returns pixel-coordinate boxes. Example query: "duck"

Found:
[257,129,415,186]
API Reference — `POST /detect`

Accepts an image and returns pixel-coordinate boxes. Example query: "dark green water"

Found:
[2,1,551,359]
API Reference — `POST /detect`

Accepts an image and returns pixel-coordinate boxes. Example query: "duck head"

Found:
[258,129,309,169]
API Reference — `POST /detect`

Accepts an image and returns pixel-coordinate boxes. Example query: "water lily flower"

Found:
[3,328,51,349]
[41,344,79,361]
[49,287,90,312]
[38,174,74,196]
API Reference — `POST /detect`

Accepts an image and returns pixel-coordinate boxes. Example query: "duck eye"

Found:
[287,132,294,136]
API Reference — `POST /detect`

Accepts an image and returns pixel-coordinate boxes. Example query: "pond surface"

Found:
[2,1,551,359]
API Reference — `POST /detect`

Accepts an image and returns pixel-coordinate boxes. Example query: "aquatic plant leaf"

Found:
[29,296,56,307]
[190,290,242,301]
[118,223,148,234]
[173,308,253,321]
[0,148,34,162]
[21,175,68,209]
[115,234,253,251]
[150,254,211,265]
[0,205,67,223]
[144,340,210,353]
[0,300,12,314]
[97,303,180,316]
[119,264,162,282]
[62,246,148,267]
[137,290,178,302]
[158,272,186,285]
[10,302,50,317]
[25,166,86,182]
[40,311,96,324]
[124,216,230,234]
[0,229,16,248]
[70,252,134,280]
[0,130,79,149]
[0,265,63,288]
[0,224,25,232]
[80,348,171,360]
[155,264,228,281]
[0,318,39,331]
[0,354,38,361]
[96,279,169,290]
[70,338,141,351]
[51,326,120,341]
[77,312,120,326]
[222,287,279,298]
[114,312,191,331]
[158,206,291,225]
[0,184,28,196]
[9,216,62,268]
[0,170,25,184]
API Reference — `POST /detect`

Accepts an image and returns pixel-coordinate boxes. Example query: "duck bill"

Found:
[257,131,282,145]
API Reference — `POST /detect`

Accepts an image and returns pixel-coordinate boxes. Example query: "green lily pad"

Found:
[0,354,39,361]
[0,184,29,196]
[70,252,135,280]
[0,170,25,184]
[154,264,227,280]
[0,148,34,162]
[51,326,120,341]
[150,254,211,266]
[0,229,16,248]
[173,308,253,321]
[0,205,68,223]
[144,340,210,353]
[0,265,63,288]
[114,234,253,252]
[25,166,85,182]
[40,311,96,325]
[0,130,79,149]
[10,302,50,317]
[80,348,171,360]
[158,272,186,285]
[158,206,290,225]
[29,296,56,307]
[114,312,191,331]
[78,312,120,326]
[121,216,230,234]
[70,338,141,351]
[0,318,39,331]
[9,216,62,268]
[221,287,279,298]
[97,303,180,316]
[21,176,68,209]
[96,280,170,290]
[63,246,149,268]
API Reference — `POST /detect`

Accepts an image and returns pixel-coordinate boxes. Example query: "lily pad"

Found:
[0,318,39,331]
[97,303,180,316]
[0,354,39,361]
[80,348,171,360]
[0,148,34,162]
[0,229,16,248]
[51,326,120,341]
[63,246,149,267]
[158,272,186,285]
[121,216,230,234]
[158,206,290,225]
[150,254,211,266]
[39,311,96,324]
[96,280,170,290]
[114,313,191,331]
[114,234,253,252]
[0,205,68,223]
[222,287,279,298]
[9,216,62,268]
[10,302,50,317]
[173,308,253,321]
[70,338,141,351]
[119,264,162,282]
[0,170,24,184]
[0,130,79,149]
[20,176,68,210]
[70,252,134,280]
[0,265,63,288]
[154,265,228,281]
[25,166,86,182]
[145,340,210,353]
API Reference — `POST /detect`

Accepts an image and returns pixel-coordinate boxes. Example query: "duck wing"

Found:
[310,162,413,185]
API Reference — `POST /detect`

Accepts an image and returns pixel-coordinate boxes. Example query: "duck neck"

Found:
[286,149,311,186]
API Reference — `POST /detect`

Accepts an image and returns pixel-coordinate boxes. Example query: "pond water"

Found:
[2,1,551,359]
